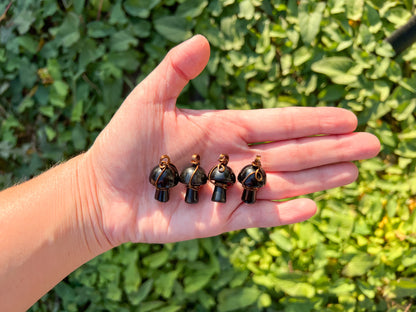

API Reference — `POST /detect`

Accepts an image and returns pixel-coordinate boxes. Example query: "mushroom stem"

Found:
[241,188,257,204]
[185,187,199,204]
[155,188,169,202]
[212,185,227,203]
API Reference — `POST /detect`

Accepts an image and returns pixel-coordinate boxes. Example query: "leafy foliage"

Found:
[2,0,416,311]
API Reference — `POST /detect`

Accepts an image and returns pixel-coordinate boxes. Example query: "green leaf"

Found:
[142,250,170,269]
[318,85,346,101]
[173,240,199,261]
[311,57,357,84]
[298,1,325,45]
[40,0,58,18]
[44,125,57,141]
[73,0,85,14]
[106,281,122,301]
[109,0,129,24]
[154,271,178,298]
[87,21,115,38]
[123,0,161,18]
[109,30,138,52]
[107,50,141,72]
[50,80,69,108]
[238,0,255,20]
[342,253,377,277]
[53,283,77,307]
[47,59,62,80]
[191,69,209,98]
[197,291,216,309]
[296,223,325,248]
[270,230,292,252]
[130,20,152,38]
[123,261,141,294]
[373,80,391,102]
[78,38,106,70]
[395,141,416,158]
[346,0,364,21]
[72,123,88,150]
[246,228,263,242]
[176,0,208,18]
[375,41,395,57]
[98,263,121,281]
[219,16,246,50]
[276,280,316,298]
[393,99,416,121]
[136,301,164,312]
[365,4,382,33]
[312,57,355,76]
[218,287,261,312]
[13,9,36,35]
[386,279,416,299]
[17,97,35,113]
[329,278,356,295]
[256,21,272,54]
[230,270,249,288]
[49,92,67,110]
[184,267,215,293]
[16,35,38,54]
[385,7,412,26]
[52,12,80,48]
[128,279,153,305]
[402,249,416,267]
[357,280,376,299]
[361,158,386,171]
[154,16,193,43]
[258,293,272,308]
[101,79,123,108]
[293,46,313,67]
[18,58,37,88]
[39,106,55,118]
[153,306,182,312]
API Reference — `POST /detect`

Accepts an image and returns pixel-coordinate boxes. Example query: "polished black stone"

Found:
[238,165,266,204]
[184,188,198,204]
[210,167,236,185]
[180,165,208,204]
[211,185,227,203]
[241,189,257,204]
[149,164,179,202]
[155,188,170,202]
[180,165,208,185]
[209,166,235,203]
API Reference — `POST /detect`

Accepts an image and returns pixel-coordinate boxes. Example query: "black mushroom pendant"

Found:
[238,155,266,204]
[179,154,208,204]
[208,154,236,203]
[149,155,179,202]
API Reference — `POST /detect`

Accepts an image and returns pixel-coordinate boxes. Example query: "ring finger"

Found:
[255,162,358,200]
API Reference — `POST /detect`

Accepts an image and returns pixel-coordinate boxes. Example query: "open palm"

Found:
[84,35,380,246]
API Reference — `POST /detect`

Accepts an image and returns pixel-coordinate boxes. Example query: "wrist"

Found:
[72,152,114,256]
[0,153,112,311]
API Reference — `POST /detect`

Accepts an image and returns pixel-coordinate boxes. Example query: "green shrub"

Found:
[2,0,416,311]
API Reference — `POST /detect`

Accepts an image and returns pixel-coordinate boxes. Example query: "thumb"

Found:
[131,34,210,105]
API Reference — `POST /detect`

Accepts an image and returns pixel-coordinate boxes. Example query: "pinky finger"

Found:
[225,198,317,231]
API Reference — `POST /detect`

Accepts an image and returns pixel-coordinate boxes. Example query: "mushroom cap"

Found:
[238,165,266,188]
[180,165,208,186]
[149,164,179,188]
[209,166,236,186]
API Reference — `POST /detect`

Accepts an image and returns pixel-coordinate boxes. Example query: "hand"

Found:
[81,35,380,247]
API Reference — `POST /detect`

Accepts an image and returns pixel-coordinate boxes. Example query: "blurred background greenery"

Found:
[2,0,416,311]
